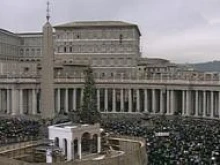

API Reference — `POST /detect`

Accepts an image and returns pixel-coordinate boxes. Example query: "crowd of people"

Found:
[0,113,219,164]
[0,116,40,144]
[102,115,220,165]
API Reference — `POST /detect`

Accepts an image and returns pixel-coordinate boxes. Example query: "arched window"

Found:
[63,139,68,156]
[54,137,59,147]
[81,133,91,152]
[73,139,78,157]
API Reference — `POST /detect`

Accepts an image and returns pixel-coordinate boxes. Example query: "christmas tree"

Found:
[79,66,101,124]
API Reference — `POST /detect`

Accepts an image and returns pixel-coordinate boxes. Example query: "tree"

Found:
[78,66,101,124]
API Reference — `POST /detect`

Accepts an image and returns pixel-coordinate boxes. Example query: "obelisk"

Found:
[41,1,54,118]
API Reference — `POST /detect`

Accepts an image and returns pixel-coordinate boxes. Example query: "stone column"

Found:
[120,89,124,112]
[97,136,101,153]
[97,89,100,112]
[67,140,72,161]
[80,89,84,107]
[136,89,140,112]
[32,89,37,115]
[182,90,185,115]
[78,139,82,160]
[186,90,190,116]
[11,89,17,115]
[160,89,164,114]
[104,89,108,112]
[210,91,214,118]
[195,90,199,117]
[65,88,69,113]
[72,141,74,160]
[57,88,61,113]
[170,90,174,115]
[0,90,1,112]
[218,91,220,118]
[6,89,10,114]
[72,89,76,111]
[28,90,32,115]
[203,91,206,117]
[166,90,170,115]
[214,92,218,118]
[111,89,116,112]
[20,89,23,114]
[152,89,156,113]
[59,139,63,155]
[128,89,132,112]
[144,89,148,112]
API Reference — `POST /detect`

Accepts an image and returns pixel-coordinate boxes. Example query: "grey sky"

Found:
[1,0,220,63]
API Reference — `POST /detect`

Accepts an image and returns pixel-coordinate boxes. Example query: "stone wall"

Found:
[0,140,41,153]
[0,29,21,59]
[0,136,147,165]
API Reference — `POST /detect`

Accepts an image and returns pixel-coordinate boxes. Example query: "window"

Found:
[66,32,69,39]
[64,47,67,53]
[24,67,29,72]
[36,49,40,56]
[31,49,35,56]
[26,49,29,56]
[119,34,123,44]
[69,47,72,53]
[21,39,24,45]
[20,49,24,55]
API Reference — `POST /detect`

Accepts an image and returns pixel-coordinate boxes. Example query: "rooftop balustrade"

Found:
[0,72,219,85]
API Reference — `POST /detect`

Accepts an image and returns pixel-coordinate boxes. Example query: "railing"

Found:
[0,74,220,85]
[0,77,39,83]
[54,76,220,85]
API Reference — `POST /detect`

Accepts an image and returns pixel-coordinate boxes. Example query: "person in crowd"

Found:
[102,116,220,165]
[0,117,40,144]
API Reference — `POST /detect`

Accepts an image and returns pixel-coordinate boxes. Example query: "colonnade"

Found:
[0,89,39,115]
[54,88,220,118]
[0,87,219,119]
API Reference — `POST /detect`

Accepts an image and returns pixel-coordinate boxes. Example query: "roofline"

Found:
[16,32,55,37]
[54,22,141,36]
[0,29,18,37]
[16,32,43,36]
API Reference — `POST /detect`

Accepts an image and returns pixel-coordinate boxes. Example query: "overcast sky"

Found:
[1,0,220,63]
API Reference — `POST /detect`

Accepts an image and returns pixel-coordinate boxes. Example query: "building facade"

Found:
[0,21,219,119]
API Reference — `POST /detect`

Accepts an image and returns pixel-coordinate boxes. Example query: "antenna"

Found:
[46,1,50,22]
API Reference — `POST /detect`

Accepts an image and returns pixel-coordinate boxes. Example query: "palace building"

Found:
[0,16,220,119]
